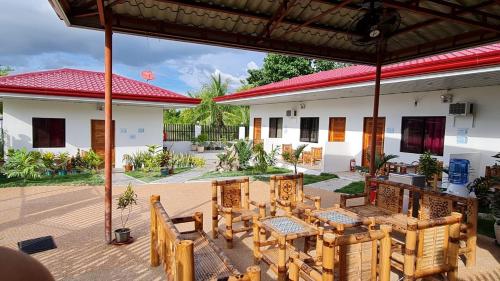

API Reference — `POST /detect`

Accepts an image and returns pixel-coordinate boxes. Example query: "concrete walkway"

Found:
[112,170,145,186]
[305,171,365,191]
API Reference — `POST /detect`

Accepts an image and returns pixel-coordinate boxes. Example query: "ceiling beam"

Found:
[257,0,299,41]
[96,0,106,26]
[394,0,496,37]
[107,14,375,64]
[384,0,500,33]
[153,0,356,36]
[284,0,356,36]
[426,0,500,22]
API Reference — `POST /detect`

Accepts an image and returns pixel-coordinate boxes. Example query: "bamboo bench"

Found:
[341,178,478,267]
[150,195,260,281]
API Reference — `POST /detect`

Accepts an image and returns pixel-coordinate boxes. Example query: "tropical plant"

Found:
[467,176,492,207]
[267,145,280,166]
[417,151,442,183]
[252,143,270,173]
[234,139,252,169]
[157,150,171,168]
[146,144,162,155]
[83,149,103,171]
[116,183,138,229]
[2,148,45,180]
[131,150,147,170]
[71,149,85,171]
[122,154,133,165]
[216,146,239,172]
[282,144,308,175]
[56,152,70,171]
[42,152,56,172]
[197,134,208,147]
[374,153,399,176]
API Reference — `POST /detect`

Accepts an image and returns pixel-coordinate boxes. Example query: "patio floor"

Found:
[0,182,499,280]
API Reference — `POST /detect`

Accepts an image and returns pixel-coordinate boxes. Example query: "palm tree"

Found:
[282,144,308,175]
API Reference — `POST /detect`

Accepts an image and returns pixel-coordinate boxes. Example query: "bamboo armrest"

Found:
[304,194,321,202]
[276,199,291,207]
[171,214,199,224]
[215,204,233,214]
[340,193,367,208]
[171,212,204,232]
[249,200,266,208]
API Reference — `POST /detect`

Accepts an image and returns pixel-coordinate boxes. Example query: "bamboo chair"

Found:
[150,195,261,281]
[270,173,321,217]
[390,212,462,281]
[311,147,323,165]
[300,151,313,165]
[288,225,393,281]
[212,177,266,248]
[417,193,478,267]
[486,165,500,178]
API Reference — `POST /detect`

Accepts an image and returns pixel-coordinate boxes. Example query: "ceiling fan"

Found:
[348,0,401,46]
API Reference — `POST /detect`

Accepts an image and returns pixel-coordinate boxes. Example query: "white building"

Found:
[216,44,500,178]
[0,68,199,166]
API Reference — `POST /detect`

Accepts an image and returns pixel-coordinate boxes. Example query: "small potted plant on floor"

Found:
[190,137,198,151]
[115,183,138,243]
[122,154,133,172]
[197,134,208,153]
[418,151,441,187]
[42,152,56,176]
[56,152,70,176]
[158,150,171,176]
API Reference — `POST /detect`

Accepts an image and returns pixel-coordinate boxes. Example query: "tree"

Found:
[0,66,13,77]
[246,54,350,87]
[282,144,308,175]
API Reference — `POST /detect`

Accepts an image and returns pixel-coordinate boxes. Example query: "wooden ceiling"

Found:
[49,0,500,65]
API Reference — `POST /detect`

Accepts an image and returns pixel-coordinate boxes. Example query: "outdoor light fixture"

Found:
[300,103,306,109]
[96,104,104,111]
[440,94,453,103]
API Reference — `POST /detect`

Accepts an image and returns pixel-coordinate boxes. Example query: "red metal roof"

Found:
[0,68,200,104]
[215,43,500,102]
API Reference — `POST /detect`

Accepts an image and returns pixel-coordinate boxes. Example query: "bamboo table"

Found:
[253,215,318,281]
[307,206,374,234]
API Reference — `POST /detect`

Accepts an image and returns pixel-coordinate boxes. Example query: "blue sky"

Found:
[0,1,266,95]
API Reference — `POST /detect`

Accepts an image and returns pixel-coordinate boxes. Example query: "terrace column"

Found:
[369,42,384,176]
[104,11,113,244]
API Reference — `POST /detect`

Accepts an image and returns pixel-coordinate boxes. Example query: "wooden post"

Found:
[404,221,417,281]
[379,225,392,281]
[289,252,300,281]
[316,227,324,262]
[104,10,113,244]
[252,215,261,264]
[466,197,477,267]
[277,235,287,281]
[247,266,261,281]
[225,208,233,249]
[243,178,250,209]
[150,195,160,267]
[270,176,276,216]
[369,42,384,176]
[176,240,194,281]
[322,233,335,281]
[448,212,462,281]
[298,172,304,202]
[212,181,218,239]
[194,212,203,232]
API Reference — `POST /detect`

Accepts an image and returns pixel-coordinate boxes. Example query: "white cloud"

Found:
[247,61,259,70]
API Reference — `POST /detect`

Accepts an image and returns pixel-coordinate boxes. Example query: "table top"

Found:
[261,216,317,238]
[311,208,365,228]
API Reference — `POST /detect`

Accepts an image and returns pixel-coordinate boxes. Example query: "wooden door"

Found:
[253,118,262,142]
[362,117,385,167]
[91,120,115,166]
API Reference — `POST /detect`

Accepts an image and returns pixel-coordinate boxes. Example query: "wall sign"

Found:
[457,128,468,144]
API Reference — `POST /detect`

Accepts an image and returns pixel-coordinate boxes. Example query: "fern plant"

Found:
[3,148,45,180]
[282,144,307,175]
[252,143,269,173]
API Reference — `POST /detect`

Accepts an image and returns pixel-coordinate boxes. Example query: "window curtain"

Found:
[424,117,445,156]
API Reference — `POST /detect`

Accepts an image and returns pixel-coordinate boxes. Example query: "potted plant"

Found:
[368,153,399,179]
[71,149,85,173]
[157,150,171,176]
[417,151,441,187]
[115,183,138,243]
[56,152,70,176]
[282,144,307,175]
[190,137,198,151]
[169,153,178,175]
[122,154,133,172]
[197,134,208,153]
[42,152,56,176]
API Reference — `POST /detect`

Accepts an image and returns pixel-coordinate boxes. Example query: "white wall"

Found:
[249,85,500,176]
[3,98,163,166]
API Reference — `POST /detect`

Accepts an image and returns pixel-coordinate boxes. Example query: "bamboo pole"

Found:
[194,212,203,232]
[322,233,335,281]
[103,9,113,244]
[466,198,477,267]
[212,181,218,239]
[150,195,160,267]
[247,266,261,281]
[252,215,261,264]
[277,235,287,281]
[289,252,300,281]
[316,227,324,263]
[270,176,276,216]
[176,240,194,281]
[225,208,233,249]
[298,172,304,201]
[243,178,250,209]
[448,212,462,281]
[404,221,417,281]
[379,225,392,281]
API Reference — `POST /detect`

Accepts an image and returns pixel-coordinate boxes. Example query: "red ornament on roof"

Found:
[141,70,155,82]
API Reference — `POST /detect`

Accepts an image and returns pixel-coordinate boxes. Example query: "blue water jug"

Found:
[448,159,469,184]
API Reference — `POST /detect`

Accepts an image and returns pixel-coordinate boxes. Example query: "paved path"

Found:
[112,170,145,186]
[305,171,364,192]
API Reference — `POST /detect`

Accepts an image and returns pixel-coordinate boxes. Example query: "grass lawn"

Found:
[125,167,192,183]
[0,173,104,188]
[334,181,365,194]
[253,173,337,184]
[196,166,291,180]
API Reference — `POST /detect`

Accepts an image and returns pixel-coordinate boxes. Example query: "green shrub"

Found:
[418,151,441,182]
[282,144,307,175]
[56,152,70,171]
[117,183,138,229]
[42,152,56,172]
[234,140,252,169]
[252,143,269,173]
[83,149,103,171]
[2,148,45,180]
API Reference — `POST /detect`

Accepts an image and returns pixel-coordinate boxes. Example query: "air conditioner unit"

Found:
[449,102,473,116]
